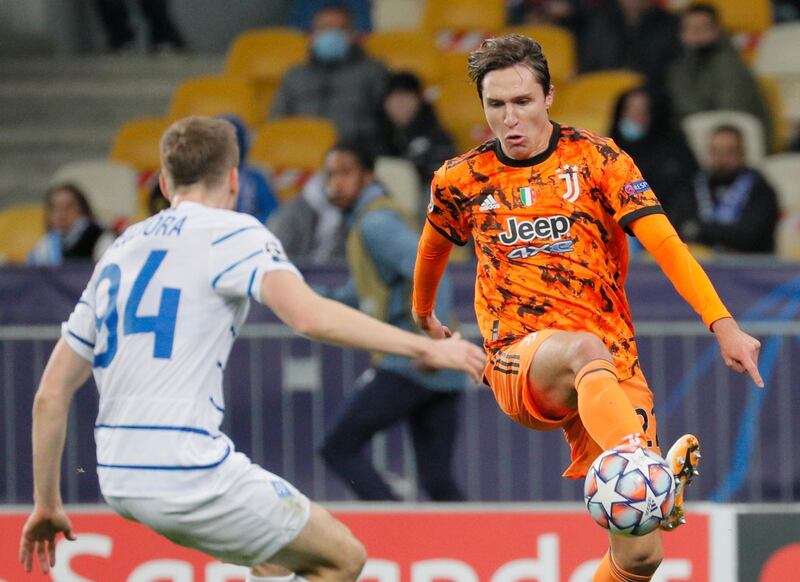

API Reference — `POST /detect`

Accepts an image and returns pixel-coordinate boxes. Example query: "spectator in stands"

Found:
[610,86,698,221]
[28,184,110,265]
[317,143,466,501]
[673,125,779,253]
[268,172,348,265]
[667,3,773,145]
[269,3,390,143]
[578,0,680,87]
[92,0,186,53]
[375,72,456,198]
[290,0,373,32]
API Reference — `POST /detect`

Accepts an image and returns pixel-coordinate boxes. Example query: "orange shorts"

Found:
[484,330,659,479]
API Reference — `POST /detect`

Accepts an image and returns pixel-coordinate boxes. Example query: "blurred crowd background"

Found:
[1,0,799,267]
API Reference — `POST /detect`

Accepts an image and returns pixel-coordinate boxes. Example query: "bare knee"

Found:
[614,543,663,576]
[567,332,612,374]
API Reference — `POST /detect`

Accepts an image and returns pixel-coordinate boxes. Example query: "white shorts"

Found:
[105,452,311,566]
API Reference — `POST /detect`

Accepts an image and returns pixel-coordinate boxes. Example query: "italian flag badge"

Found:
[519,186,533,207]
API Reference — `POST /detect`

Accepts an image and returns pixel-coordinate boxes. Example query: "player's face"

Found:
[325,150,372,209]
[481,64,553,160]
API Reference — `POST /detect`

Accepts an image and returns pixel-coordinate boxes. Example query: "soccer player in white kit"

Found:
[19,116,486,581]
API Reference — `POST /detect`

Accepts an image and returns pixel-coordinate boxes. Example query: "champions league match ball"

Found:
[584,442,675,536]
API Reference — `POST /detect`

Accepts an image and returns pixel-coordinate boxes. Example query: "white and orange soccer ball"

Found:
[584,442,675,536]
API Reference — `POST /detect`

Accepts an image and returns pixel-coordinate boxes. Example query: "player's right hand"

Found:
[413,312,452,339]
[19,505,76,574]
[421,332,486,384]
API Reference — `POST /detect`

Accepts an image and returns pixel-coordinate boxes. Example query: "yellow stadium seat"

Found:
[437,51,472,84]
[0,204,45,264]
[225,27,308,83]
[501,25,577,84]
[364,31,441,86]
[420,0,505,34]
[758,76,789,152]
[435,81,492,152]
[110,116,170,171]
[550,70,644,135]
[704,0,772,35]
[249,117,338,202]
[167,75,262,127]
[761,153,800,214]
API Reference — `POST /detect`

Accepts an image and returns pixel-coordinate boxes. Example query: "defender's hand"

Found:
[19,505,76,573]
[413,312,452,339]
[712,318,764,387]
[420,332,486,384]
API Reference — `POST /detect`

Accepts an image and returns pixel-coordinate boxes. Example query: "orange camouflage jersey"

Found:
[426,122,664,380]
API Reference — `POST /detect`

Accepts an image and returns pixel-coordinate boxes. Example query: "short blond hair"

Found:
[160,116,240,188]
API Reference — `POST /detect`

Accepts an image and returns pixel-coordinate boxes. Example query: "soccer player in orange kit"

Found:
[412,35,763,582]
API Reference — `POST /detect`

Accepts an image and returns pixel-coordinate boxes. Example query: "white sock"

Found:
[247,574,295,582]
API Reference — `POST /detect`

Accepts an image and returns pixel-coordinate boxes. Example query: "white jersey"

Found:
[62,201,301,497]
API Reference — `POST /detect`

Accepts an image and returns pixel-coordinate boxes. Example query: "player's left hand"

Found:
[712,317,764,387]
[19,504,76,573]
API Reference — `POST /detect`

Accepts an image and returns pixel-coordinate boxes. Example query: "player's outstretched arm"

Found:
[261,270,485,382]
[20,339,90,573]
[631,213,764,387]
[412,221,455,339]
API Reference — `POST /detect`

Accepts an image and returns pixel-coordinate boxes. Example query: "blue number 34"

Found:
[94,250,181,368]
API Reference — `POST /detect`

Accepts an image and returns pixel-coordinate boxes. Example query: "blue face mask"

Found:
[312,29,350,63]
[619,118,647,142]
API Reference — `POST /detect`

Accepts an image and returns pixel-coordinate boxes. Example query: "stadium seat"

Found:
[364,31,441,86]
[225,27,308,83]
[754,23,800,122]
[434,81,492,152]
[761,153,800,214]
[0,204,45,264]
[501,24,577,83]
[420,0,505,33]
[550,70,644,134]
[372,0,425,30]
[50,160,138,227]
[703,0,772,35]
[167,75,262,127]
[110,116,170,172]
[375,157,421,217]
[758,76,789,152]
[681,110,766,167]
[249,117,338,202]
[775,212,800,259]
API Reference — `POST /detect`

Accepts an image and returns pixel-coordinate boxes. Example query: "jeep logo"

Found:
[498,216,571,245]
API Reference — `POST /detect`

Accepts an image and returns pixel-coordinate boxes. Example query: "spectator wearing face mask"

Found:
[610,86,697,221]
[673,125,779,254]
[667,3,772,145]
[270,3,390,143]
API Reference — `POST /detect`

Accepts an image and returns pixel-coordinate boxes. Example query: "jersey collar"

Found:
[493,121,561,168]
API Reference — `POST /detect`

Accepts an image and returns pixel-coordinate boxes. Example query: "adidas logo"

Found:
[479,194,501,212]
[647,496,659,514]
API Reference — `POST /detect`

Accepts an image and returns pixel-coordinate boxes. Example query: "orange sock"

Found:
[575,359,643,450]
[593,552,653,582]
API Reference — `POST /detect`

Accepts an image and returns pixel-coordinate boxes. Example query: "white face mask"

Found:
[619,118,647,142]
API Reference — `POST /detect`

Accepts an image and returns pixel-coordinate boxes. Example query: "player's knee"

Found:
[568,332,611,372]
[615,543,663,576]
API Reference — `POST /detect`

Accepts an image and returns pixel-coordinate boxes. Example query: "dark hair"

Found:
[160,116,240,189]
[386,71,423,96]
[683,3,720,23]
[711,123,744,145]
[313,3,354,25]
[328,141,376,172]
[44,183,94,229]
[468,34,551,99]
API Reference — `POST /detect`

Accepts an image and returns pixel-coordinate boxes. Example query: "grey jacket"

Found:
[269,46,390,143]
[667,40,772,145]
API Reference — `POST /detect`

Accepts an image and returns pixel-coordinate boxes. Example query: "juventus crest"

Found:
[558,165,581,203]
